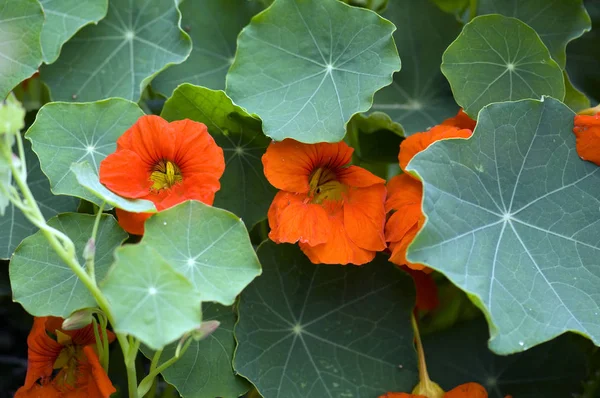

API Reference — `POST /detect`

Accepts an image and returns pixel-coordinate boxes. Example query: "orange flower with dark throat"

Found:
[15,316,115,398]
[386,110,474,270]
[263,139,387,265]
[99,115,225,234]
[573,112,600,166]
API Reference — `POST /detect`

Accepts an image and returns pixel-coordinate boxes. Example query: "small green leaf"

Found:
[142,200,261,306]
[141,304,251,398]
[26,99,144,206]
[0,0,43,99]
[10,213,127,317]
[234,242,418,397]
[370,0,462,135]
[477,0,591,69]
[152,0,262,96]
[441,15,565,118]
[101,243,203,350]
[40,0,192,102]
[346,112,403,163]
[70,162,156,213]
[407,97,600,354]
[226,0,400,143]
[161,84,275,228]
[39,0,109,64]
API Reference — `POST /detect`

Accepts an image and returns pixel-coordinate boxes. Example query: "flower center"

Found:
[150,160,183,190]
[308,167,345,204]
[53,343,81,390]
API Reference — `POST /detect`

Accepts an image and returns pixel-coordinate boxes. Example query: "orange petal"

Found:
[14,383,62,398]
[23,317,63,390]
[389,223,427,271]
[378,393,427,398]
[444,382,488,398]
[268,191,330,246]
[343,184,387,251]
[262,139,353,193]
[99,149,152,199]
[401,267,439,311]
[115,208,152,235]
[70,346,116,398]
[115,115,175,163]
[385,174,422,213]
[442,108,477,131]
[573,113,600,166]
[337,165,386,188]
[385,204,421,244]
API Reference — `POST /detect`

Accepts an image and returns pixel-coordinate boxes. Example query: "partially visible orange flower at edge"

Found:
[573,112,600,166]
[380,382,499,398]
[15,316,115,398]
[263,139,387,265]
[99,115,225,234]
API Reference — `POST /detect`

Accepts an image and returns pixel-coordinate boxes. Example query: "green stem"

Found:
[91,317,106,371]
[86,201,106,283]
[468,0,478,21]
[137,338,193,397]
[150,349,163,373]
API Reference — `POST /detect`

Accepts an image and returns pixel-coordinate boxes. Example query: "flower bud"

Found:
[62,308,95,330]
[192,320,220,341]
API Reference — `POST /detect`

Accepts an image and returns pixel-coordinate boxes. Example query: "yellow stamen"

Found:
[150,160,183,190]
[308,167,345,204]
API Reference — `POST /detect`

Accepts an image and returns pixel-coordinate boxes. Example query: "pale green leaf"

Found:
[234,242,418,397]
[161,84,275,228]
[26,99,144,206]
[10,213,127,317]
[101,243,203,350]
[141,200,261,306]
[477,0,591,69]
[152,0,261,96]
[226,0,400,143]
[441,15,565,118]
[40,0,192,102]
[141,304,251,398]
[39,0,108,64]
[70,161,156,213]
[407,97,600,354]
[370,0,462,135]
[0,0,43,99]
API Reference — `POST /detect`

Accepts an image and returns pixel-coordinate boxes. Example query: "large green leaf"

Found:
[141,304,251,398]
[161,84,275,228]
[407,97,600,354]
[441,15,565,118]
[10,213,127,317]
[101,243,203,350]
[0,139,78,259]
[424,318,590,397]
[477,0,591,69]
[141,200,261,306]
[234,242,418,397]
[40,0,192,102]
[226,0,400,143]
[370,0,462,135]
[26,99,144,206]
[39,0,108,64]
[152,0,261,97]
[0,0,43,99]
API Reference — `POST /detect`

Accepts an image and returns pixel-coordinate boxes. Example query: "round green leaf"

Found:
[226,0,400,143]
[477,0,591,69]
[10,213,127,317]
[26,99,144,206]
[0,0,43,99]
[40,0,192,102]
[407,97,600,354]
[101,243,203,350]
[370,0,462,135]
[141,200,261,306]
[152,0,262,97]
[161,84,276,228]
[39,0,109,64]
[234,242,418,397]
[141,304,251,398]
[441,15,565,118]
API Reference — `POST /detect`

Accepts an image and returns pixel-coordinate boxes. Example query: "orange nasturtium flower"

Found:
[99,115,225,234]
[385,110,474,270]
[573,112,600,166]
[15,316,115,398]
[262,139,387,265]
[380,382,491,398]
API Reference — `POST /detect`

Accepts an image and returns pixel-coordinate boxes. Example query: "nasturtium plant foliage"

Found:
[1,0,599,397]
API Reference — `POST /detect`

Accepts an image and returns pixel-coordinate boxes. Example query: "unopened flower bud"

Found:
[192,320,220,341]
[83,238,95,262]
[62,308,95,330]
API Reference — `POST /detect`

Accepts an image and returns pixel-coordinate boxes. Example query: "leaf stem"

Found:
[86,201,106,283]
[411,313,444,398]
[137,338,193,397]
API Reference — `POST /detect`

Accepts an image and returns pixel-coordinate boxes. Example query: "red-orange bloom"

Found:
[573,112,600,166]
[15,317,115,398]
[263,139,387,265]
[380,382,494,398]
[386,110,474,271]
[99,115,225,234]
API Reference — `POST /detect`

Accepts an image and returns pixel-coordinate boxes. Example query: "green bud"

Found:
[62,308,95,330]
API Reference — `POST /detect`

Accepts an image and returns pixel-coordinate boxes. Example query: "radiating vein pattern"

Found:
[407,97,600,354]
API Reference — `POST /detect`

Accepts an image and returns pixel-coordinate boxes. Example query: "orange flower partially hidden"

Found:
[15,317,115,398]
[573,112,600,166]
[386,110,475,271]
[379,382,490,398]
[263,139,387,265]
[99,115,225,234]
